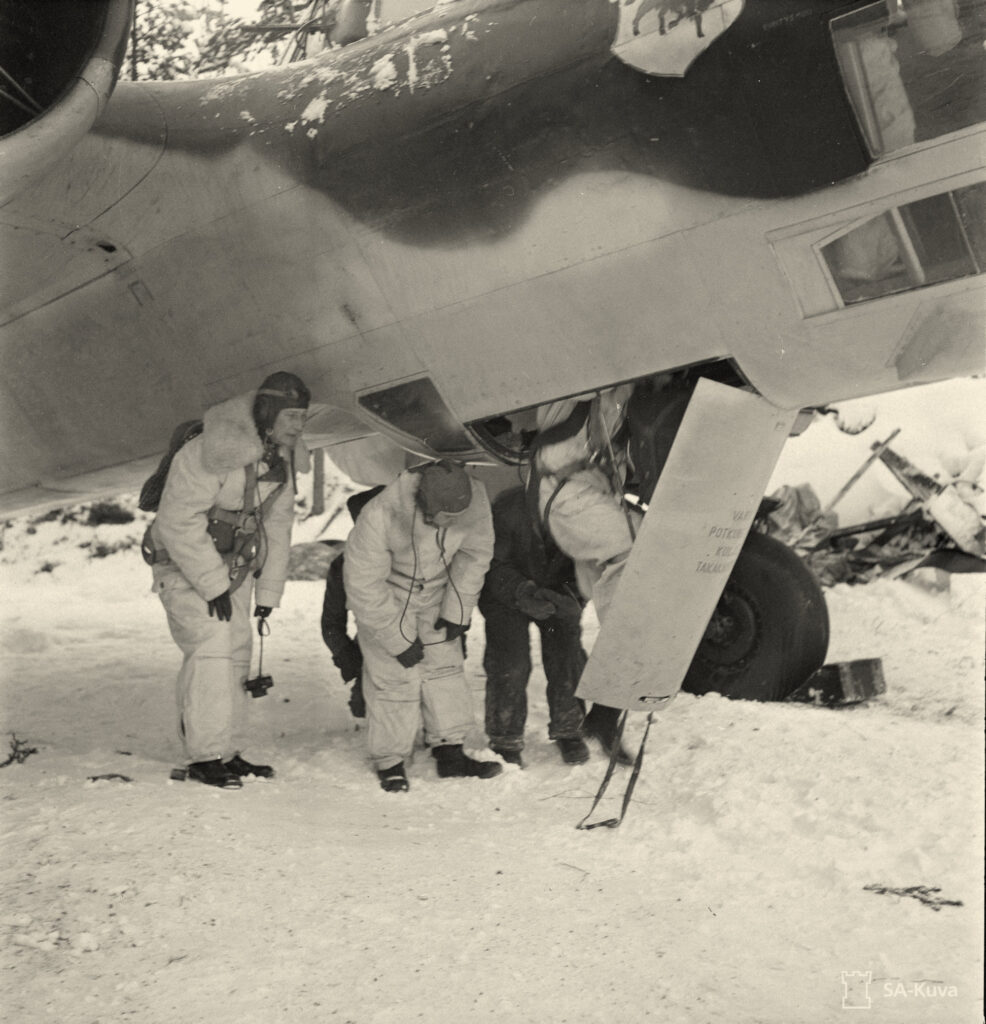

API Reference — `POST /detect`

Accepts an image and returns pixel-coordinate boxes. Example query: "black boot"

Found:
[377,761,409,793]
[583,705,634,766]
[188,759,243,789]
[432,744,503,779]
[555,736,590,765]
[224,754,275,778]
[491,746,524,768]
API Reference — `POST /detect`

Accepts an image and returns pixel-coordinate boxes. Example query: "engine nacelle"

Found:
[0,0,133,205]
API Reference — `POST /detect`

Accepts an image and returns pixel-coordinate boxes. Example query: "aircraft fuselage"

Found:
[0,0,983,510]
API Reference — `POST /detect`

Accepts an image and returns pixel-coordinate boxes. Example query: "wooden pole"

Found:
[311,448,325,516]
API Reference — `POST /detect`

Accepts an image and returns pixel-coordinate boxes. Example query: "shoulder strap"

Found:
[525,401,592,544]
[530,401,592,458]
[242,463,258,513]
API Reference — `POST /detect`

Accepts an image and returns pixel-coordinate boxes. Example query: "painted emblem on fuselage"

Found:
[612,0,744,76]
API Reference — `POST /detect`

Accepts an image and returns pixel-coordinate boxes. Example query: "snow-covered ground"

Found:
[1,383,983,1024]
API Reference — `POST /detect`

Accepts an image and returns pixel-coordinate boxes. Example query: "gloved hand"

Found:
[434,617,468,643]
[396,638,425,668]
[254,605,273,619]
[207,590,233,621]
[334,638,364,682]
[515,580,555,620]
[348,676,367,719]
[534,587,583,620]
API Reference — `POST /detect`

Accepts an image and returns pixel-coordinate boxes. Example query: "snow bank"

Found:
[1,485,982,1023]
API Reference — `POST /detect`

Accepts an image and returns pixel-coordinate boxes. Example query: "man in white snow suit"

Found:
[144,371,310,788]
[531,384,641,626]
[343,460,502,792]
[528,383,657,761]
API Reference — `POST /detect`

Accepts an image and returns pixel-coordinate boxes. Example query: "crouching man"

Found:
[343,461,502,792]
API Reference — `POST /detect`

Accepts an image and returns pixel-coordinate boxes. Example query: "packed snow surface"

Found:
[1,380,984,1023]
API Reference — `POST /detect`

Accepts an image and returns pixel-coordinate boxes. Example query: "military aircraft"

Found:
[1,0,983,708]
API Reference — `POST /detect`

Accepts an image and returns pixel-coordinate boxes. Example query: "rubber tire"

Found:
[681,531,829,702]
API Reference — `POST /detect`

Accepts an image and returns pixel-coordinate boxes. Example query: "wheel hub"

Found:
[698,585,761,671]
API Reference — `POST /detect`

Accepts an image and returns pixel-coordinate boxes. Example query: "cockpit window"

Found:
[357,377,475,454]
[821,182,986,305]
[831,0,986,158]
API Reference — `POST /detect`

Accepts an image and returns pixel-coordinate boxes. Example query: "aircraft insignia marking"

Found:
[611,0,744,77]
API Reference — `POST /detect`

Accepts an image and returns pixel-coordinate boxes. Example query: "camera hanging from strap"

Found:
[244,615,274,698]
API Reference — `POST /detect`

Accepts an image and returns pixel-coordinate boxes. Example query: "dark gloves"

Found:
[254,605,272,619]
[396,638,425,668]
[207,590,232,621]
[434,617,468,643]
[333,638,364,682]
[514,580,555,620]
[534,587,583,620]
[348,676,367,719]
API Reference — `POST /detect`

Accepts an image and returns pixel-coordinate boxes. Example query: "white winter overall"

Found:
[534,385,641,625]
[148,393,299,764]
[343,472,494,772]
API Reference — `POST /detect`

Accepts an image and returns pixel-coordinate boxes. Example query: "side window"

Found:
[821,182,986,305]
[358,377,475,454]
[831,1,986,159]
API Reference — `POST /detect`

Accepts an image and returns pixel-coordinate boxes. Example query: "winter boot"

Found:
[583,705,634,766]
[555,736,590,765]
[224,754,275,778]
[188,759,243,789]
[377,761,410,793]
[491,746,524,768]
[432,744,503,780]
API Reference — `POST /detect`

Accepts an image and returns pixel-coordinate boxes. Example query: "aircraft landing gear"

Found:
[681,531,829,702]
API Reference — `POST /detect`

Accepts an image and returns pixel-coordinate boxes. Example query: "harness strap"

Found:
[143,460,287,592]
[222,463,286,593]
[525,400,593,541]
[576,711,655,831]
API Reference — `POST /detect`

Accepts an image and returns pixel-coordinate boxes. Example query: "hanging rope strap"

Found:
[576,710,655,830]
[244,615,275,698]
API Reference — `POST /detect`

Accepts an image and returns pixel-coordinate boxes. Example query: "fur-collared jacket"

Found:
[149,392,308,606]
[342,469,494,656]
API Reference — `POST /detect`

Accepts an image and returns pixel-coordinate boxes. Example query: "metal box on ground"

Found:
[787,658,885,706]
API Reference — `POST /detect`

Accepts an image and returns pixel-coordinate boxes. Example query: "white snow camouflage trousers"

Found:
[361,610,474,773]
[538,469,642,624]
[153,562,254,763]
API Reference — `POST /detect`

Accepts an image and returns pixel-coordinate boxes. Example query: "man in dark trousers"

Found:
[479,486,631,768]
[320,486,384,720]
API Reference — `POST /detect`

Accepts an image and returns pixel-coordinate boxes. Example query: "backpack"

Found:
[138,419,204,512]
